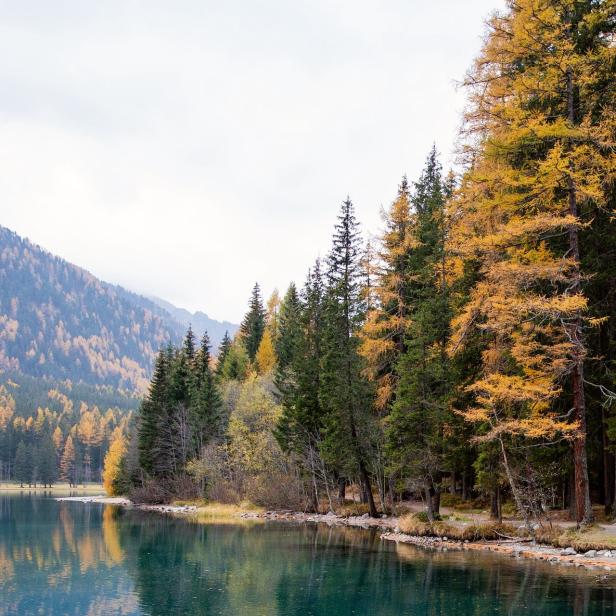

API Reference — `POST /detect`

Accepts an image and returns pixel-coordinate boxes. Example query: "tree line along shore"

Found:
[0,0,609,536]
[103,0,616,531]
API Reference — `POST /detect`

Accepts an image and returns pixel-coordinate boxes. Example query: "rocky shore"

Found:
[57,497,616,570]
[380,531,616,570]
[246,509,616,571]
[55,495,198,515]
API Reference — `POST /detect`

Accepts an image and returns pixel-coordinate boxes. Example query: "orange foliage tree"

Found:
[449,0,615,524]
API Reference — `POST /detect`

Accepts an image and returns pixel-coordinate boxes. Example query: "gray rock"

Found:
[361,513,370,519]
[584,550,597,558]
[562,547,577,556]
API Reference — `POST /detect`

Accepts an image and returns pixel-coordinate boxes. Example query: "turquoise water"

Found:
[1,494,616,615]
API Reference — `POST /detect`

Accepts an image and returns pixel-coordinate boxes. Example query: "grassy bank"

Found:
[398,513,616,552]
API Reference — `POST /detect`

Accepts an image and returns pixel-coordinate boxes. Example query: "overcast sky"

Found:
[0,0,504,323]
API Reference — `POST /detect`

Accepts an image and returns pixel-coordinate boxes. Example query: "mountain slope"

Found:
[0,226,235,397]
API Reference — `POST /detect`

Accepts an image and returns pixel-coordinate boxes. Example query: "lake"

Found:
[1,494,616,615]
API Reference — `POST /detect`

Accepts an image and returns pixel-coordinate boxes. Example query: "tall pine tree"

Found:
[240,283,266,362]
[320,198,378,517]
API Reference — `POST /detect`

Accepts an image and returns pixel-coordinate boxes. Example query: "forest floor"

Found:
[56,494,616,570]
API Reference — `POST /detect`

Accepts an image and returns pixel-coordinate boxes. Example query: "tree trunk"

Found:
[499,438,530,529]
[490,487,500,521]
[338,477,346,501]
[613,454,616,519]
[388,478,397,516]
[602,406,613,516]
[568,470,576,519]
[566,66,593,526]
[425,480,434,522]
[433,483,441,515]
[358,459,377,518]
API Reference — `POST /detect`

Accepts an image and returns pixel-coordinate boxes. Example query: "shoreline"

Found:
[55,495,199,515]
[56,496,616,571]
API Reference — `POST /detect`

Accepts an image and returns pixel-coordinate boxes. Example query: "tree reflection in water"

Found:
[1,494,616,616]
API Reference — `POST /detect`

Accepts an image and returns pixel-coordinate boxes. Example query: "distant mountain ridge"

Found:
[149,296,238,346]
[0,225,237,399]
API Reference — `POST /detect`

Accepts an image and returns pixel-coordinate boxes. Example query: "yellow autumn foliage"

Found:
[103,428,126,496]
[255,329,276,375]
[448,0,615,447]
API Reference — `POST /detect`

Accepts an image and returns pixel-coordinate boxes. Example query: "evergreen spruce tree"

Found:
[320,198,378,516]
[183,325,196,362]
[59,435,76,487]
[216,331,232,377]
[138,349,169,476]
[240,283,266,361]
[274,283,303,395]
[275,261,327,511]
[385,148,452,519]
[220,342,250,381]
[14,441,28,487]
[30,443,41,487]
[191,332,222,450]
[38,434,58,487]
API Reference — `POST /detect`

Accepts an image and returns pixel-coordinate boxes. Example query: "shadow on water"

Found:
[1,493,616,615]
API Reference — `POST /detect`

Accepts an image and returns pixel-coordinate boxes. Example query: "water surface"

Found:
[1,493,615,615]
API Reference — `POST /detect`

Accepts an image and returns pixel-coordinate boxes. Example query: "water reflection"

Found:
[0,495,138,615]
[1,494,616,615]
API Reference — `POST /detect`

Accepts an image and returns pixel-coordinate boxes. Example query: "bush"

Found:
[337,502,371,517]
[244,473,307,510]
[130,475,201,505]
[439,493,488,511]
[413,511,442,523]
[439,493,464,508]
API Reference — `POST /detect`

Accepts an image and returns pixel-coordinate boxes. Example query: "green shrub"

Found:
[413,511,442,523]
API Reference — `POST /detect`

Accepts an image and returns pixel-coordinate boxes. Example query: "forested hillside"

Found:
[0,226,237,485]
[107,0,616,529]
[0,225,182,393]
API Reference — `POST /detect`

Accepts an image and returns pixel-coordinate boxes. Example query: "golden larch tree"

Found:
[450,0,615,524]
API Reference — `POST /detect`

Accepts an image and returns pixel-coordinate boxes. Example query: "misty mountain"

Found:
[148,296,238,347]
[0,225,236,401]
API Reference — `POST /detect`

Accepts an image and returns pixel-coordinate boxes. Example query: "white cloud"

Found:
[0,0,504,322]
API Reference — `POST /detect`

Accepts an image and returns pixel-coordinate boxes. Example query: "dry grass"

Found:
[192,501,265,524]
[534,525,616,552]
[398,513,524,542]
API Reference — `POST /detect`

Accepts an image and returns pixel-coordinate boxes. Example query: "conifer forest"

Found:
[100,0,616,528]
